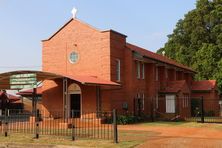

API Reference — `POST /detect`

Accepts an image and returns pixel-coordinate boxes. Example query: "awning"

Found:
[65,74,119,86]
[0,70,120,90]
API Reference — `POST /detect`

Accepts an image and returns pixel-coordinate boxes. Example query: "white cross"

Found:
[71,7,78,19]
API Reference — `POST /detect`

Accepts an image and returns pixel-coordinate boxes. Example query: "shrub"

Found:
[116,115,147,125]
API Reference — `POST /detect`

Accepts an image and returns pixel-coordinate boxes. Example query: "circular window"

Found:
[69,51,79,64]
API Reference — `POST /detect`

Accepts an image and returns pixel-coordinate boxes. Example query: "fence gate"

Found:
[185,97,222,123]
[0,109,118,142]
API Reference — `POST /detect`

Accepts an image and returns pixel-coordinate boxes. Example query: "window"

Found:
[166,95,175,113]
[116,59,121,81]
[141,93,145,110]
[182,94,189,108]
[155,67,159,81]
[136,93,144,111]
[69,51,79,64]
[137,61,140,79]
[142,63,145,79]
[136,93,140,110]
[156,95,158,109]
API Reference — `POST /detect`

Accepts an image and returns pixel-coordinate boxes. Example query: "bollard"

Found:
[113,109,118,143]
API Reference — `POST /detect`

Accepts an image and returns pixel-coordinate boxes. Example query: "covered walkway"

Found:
[0,70,120,119]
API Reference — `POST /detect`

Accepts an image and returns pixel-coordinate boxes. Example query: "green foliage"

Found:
[117,115,145,125]
[157,0,222,94]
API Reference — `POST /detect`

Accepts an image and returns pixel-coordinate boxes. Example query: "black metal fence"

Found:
[150,96,221,123]
[0,109,118,142]
[185,97,221,123]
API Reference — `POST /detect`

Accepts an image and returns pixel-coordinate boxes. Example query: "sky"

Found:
[0,0,196,72]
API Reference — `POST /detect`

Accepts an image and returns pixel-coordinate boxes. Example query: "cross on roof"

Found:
[71,7,78,19]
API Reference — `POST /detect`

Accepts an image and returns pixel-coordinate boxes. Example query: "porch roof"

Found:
[0,70,120,90]
[159,80,186,93]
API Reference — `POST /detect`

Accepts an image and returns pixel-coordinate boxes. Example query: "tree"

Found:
[157,0,222,94]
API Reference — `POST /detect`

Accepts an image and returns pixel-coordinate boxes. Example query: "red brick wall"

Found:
[191,90,220,116]
[41,18,198,118]
[42,19,111,80]
[176,71,184,80]
[168,69,176,81]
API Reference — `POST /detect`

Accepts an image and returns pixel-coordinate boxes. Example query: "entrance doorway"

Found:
[70,94,81,118]
[68,83,81,118]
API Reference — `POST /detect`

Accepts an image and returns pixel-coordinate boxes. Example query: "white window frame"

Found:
[137,61,140,79]
[69,51,79,64]
[142,63,145,79]
[116,59,121,82]
[183,94,189,108]
[166,95,176,113]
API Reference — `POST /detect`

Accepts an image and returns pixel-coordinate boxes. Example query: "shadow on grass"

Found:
[137,121,189,126]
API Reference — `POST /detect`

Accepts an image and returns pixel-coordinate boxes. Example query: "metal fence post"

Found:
[151,97,154,122]
[35,109,40,139]
[113,109,118,143]
[201,96,204,123]
[36,122,39,139]
[4,109,8,137]
[72,124,75,141]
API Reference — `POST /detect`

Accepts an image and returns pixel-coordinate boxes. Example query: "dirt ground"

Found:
[119,123,222,148]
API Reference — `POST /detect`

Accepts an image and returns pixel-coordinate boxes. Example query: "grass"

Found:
[0,129,156,148]
[138,121,222,129]
[2,121,222,147]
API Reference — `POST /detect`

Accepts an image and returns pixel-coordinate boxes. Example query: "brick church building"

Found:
[38,17,220,119]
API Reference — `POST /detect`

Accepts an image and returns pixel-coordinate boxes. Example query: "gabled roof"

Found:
[126,43,195,73]
[42,18,101,41]
[42,18,126,41]
[191,80,216,91]
[160,80,187,93]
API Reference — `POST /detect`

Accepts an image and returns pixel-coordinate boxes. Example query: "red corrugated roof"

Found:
[192,80,216,91]
[0,70,120,90]
[65,75,120,86]
[16,75,119,96]
[17,87,42,95]
[160,80,186,93]
[126,43,195,72]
